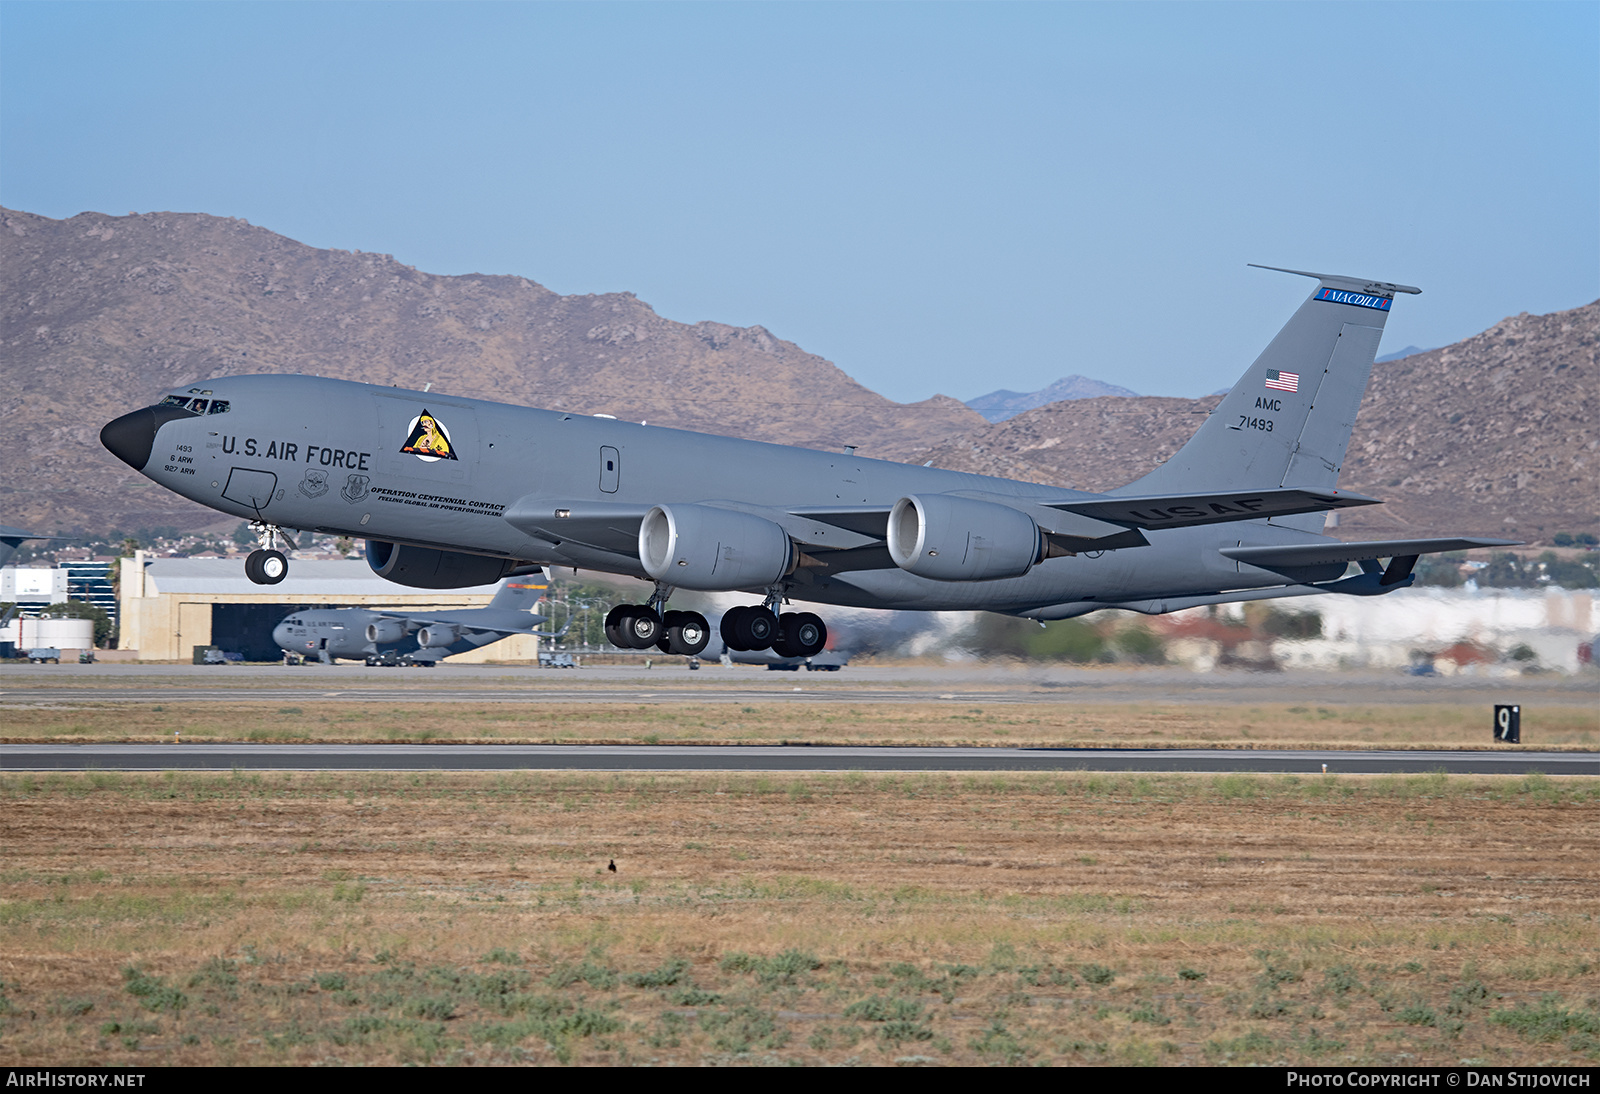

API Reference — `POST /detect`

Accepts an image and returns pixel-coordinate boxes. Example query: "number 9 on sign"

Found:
[1494,704,1520,744]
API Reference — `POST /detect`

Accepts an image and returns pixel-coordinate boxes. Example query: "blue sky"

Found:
[3,2,1595,402]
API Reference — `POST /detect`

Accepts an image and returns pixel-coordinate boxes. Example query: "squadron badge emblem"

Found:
[400,409,458,462]
[342,473,370,504]
[298,469,330,499]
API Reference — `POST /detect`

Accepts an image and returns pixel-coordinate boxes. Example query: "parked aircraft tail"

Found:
[1113,267,1420,532]
[487,574,549,611]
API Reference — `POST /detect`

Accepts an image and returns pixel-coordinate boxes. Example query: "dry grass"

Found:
[1,769,1596,1066]
[2,699,1596,747]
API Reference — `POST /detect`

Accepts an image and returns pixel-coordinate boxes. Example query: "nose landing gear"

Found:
[244,523,297,586]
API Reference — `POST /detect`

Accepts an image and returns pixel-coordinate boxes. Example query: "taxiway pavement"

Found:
[2,662,1594,708]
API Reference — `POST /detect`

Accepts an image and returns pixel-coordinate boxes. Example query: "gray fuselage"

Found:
[129,375,1322,614]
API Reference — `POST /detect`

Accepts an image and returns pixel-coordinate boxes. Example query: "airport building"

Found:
[1,564,103,660]
[1,565,69,606]
[118,554,540,662]
[57,555,120,625]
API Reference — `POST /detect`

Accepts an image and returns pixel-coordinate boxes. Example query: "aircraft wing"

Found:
[786,506,892,540]
[368,606,553,637]
[789,499,1148,557]
[1052,487,1380,530]
[793,488,1376,542]
[501,489,1386,579]
[0,525,75,569]
[502,498,647,556]
[1,525,75,541]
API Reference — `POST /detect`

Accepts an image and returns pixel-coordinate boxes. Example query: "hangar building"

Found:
[118,553,540,662]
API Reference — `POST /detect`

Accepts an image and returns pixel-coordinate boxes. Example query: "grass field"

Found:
[2,768,1596,1066]
[2,698,1596,747]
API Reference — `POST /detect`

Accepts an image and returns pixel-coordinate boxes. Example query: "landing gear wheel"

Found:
[604,605,631,649]
[246,549,288,585]
[624,606,663,649]
[784,612,826,658]
[665,610,710,656]
[733,606,778,651]
[721,606,750,651]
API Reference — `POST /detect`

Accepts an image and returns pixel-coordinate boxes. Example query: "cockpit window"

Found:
[159,393,227,413]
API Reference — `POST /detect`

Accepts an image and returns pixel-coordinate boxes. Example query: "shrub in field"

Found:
[720,949,821,985]
[970,1020,1031,1063]
[624,959,689,989]
[121,967,186,1014]
[545,961,617,991]
[1080,964,1115,986]
[1322,965,1360,995]
[1489,998,1600,1057]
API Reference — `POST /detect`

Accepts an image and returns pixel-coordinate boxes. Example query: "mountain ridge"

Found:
[965,375,1140,422]
[3,205,1593,544]
[0,206,984,531]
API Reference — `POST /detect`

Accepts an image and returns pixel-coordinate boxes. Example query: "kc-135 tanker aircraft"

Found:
[100,266,1515,658]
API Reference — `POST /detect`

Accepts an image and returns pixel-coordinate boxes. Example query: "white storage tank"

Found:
[20,617,94,650]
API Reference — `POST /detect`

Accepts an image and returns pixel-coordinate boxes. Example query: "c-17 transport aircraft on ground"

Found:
[272,576,562,665]
[100,266,1516,658]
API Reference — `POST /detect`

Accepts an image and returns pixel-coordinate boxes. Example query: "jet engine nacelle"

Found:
[639,504,794,591]
[365,618,407,644]
[366,539,517,589]
[887,494,1045,582]
[416,624,461,649]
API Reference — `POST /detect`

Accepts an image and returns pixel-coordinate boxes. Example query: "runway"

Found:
[3,662,1594,707]
[3,743,1592,775]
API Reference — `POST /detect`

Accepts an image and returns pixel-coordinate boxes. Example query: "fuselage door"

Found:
[600,447,620,493]
[222,467,278,511]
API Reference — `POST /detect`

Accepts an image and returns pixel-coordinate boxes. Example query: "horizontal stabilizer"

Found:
[1020,584,1340,620]
[1247,265,1422,296]
[1221,537,1520,569]
[1054,487,1379,530]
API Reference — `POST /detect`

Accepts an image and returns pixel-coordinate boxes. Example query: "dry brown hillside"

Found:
[3,205,1593,543]
[0,207,981,532]
[917,301,1599,542]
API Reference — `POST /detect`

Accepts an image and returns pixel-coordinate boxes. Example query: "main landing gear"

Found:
[244,522,295,586]
[606,605,711,656]
[721,605,827,658]
[604,584,828,659]
[605,582,712,656]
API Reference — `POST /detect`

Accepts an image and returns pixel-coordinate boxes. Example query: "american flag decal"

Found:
[1265,369,1299,393]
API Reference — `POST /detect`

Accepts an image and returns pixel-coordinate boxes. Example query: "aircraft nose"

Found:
[100,404,200,470]
[100,408,159,470]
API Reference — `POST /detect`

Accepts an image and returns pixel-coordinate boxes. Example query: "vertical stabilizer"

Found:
[488,575,549,612]
[1113,268,1419,531]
